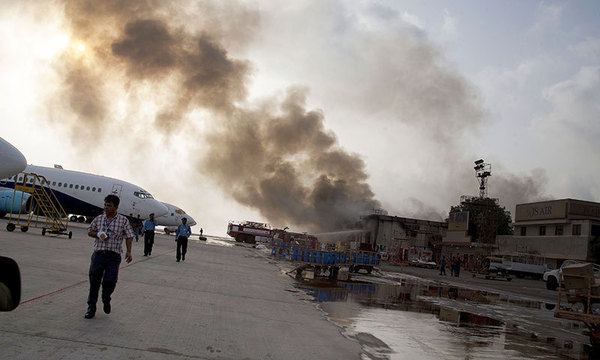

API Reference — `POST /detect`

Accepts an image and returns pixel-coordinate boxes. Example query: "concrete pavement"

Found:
[0,219,362,359]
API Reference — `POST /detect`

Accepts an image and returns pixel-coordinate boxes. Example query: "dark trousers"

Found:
[440,265,446,275]
[176,236,188,261]
[87,252,121,309]
[144,231,155,255]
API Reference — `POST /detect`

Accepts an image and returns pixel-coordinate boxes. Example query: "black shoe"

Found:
[84,307,95,319]
[182,257,185,261]
[103,302,111,314]
[176,259,180,262]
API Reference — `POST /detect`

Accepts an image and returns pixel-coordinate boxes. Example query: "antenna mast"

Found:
[473,159,491,199]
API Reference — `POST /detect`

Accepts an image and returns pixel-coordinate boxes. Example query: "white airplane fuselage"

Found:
[0,165,168,220]
[0,137,26,179]
[155,202,197,227]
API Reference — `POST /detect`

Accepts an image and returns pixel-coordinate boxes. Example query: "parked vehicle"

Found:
[473,257,513,281]
[544,260,600,290]
[490,254,550,279]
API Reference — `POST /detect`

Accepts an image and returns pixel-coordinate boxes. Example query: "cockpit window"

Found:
[134,191,154,199]
[175,209,186,214]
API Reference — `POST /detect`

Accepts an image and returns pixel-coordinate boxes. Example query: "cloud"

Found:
[529,2,562,37]
[401,11,424,30]
[568,37,600,61]
[442,9,457,37]
[528,66,600,201]
[541,66,600,139]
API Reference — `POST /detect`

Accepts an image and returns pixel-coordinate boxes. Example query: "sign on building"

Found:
[448,211,469,231]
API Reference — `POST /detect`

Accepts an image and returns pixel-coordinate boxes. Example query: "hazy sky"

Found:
[1,1,598,236]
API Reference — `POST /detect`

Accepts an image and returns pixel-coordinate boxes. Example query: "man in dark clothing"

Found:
[175,217,192,262]
[141,213,158,256]
[439,256,447,275]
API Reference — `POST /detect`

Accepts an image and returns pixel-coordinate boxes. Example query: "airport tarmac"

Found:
[1,218,597,359]
[0,219,362,359]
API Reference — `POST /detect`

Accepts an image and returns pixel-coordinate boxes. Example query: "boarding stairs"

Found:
[7,172,71,238]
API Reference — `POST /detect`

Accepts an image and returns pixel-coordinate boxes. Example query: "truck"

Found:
[226,221,318,246]
[490,254,550,279]
[227,221,274,244]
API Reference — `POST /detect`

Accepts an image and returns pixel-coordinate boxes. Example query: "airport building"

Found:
[496,199,600,268]
[361,214,447,261]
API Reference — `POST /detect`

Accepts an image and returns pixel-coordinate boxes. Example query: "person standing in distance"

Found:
[175,217,191,262]
[141,213,158,256]
[85,194,134,319]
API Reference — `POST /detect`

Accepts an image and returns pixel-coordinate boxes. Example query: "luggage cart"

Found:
[271,240,380,280]
[6,172,71,238]
[554,263,600,350]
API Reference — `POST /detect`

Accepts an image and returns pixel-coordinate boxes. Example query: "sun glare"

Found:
[77,43,86,52]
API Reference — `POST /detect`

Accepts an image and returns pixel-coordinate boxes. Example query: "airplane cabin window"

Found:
[75,185,79,189]
[87,186,90,190]
[52,181,56,186]
[58,182,62,186]
[92,187,96,191]
[69,184,73,188]
[98,188,102,192]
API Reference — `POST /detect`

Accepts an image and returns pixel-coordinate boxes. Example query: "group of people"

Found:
[83,195,195,319]
[439,255,462,277]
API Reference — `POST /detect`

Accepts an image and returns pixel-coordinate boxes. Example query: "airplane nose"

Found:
[187,216,197,226]
[151,201,169,217]
[0,137,27,179]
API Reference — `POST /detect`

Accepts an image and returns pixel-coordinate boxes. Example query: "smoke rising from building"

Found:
[45,1,547,230]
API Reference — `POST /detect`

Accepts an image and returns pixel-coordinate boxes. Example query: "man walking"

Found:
[439,256,447,275]
[175,217,191,262]
[141,213,158,256]
[85,195,134,319]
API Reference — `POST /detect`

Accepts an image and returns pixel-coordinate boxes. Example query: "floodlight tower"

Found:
[473,159,492,199]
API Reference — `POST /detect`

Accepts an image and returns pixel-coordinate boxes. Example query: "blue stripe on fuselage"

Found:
[0,181,103,217]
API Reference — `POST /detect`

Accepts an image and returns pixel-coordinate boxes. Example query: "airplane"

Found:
[0,137,26,179]
[154,201,197,234]
[0,164,168,221]
[0,137,26,311]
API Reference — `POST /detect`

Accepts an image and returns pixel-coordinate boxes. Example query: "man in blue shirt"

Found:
[141,213,158,256]
[175,217,192,262]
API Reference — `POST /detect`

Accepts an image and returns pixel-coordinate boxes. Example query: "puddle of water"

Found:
[295,274,594,359]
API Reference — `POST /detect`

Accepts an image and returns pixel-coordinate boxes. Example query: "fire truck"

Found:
[227,221,318,248]
[227,221,274,244]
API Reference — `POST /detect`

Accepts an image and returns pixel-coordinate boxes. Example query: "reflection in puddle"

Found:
[295,274,593,359]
